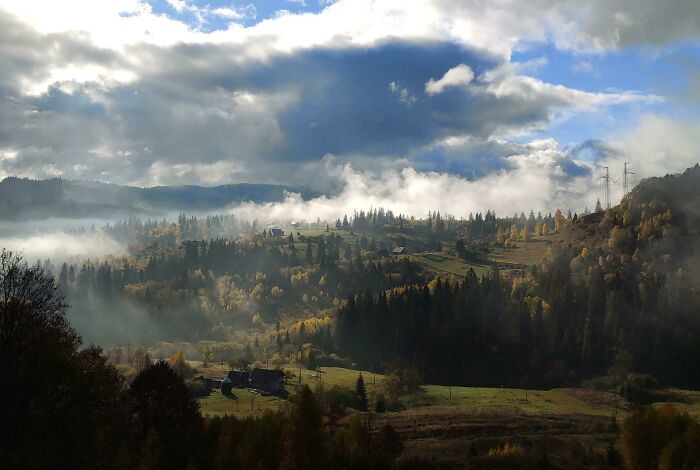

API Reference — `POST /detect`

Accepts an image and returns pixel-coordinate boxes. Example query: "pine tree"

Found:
[356,373,369,411]
[595,198,603,213]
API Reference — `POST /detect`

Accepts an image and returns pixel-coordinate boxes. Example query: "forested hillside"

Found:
[335,165,700,388]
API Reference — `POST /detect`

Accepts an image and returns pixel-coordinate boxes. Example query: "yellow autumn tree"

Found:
[554,209,565,232]
[520,226,530,242]
[496,225,506,245]
[509,224,519,242]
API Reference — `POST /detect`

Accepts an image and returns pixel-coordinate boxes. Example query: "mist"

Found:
[0,230,125,263]
[231,157,596,223]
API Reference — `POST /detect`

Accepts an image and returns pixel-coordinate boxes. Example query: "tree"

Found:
[554,209,565,232]
[535,222,544,237]
[169,351,195,379]
[202,344,214,366]
[283,386,328,470]
[619,405,700,470]
[356,373,369,411]
[595,198,603,213]
[520,226,531,242]
[0,250,129,468]
[509,224,519,242]
[1,250,74,439]
[496,225,506,245]
[129,361,203,469]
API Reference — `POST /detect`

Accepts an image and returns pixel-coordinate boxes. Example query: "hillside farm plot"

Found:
[410,252,491,277]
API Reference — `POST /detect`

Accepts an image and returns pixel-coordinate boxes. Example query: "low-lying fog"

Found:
[0,218,125,263]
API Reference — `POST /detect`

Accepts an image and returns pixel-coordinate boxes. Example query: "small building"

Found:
[227,370,250,387]
[392,246,407,255]
[249,368,285,394]
[270,228,284,237]
[211,377,225,390]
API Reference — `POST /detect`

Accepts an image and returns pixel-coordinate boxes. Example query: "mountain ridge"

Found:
[0,176,316,221]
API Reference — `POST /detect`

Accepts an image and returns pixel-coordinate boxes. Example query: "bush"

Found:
[326,385,358,415]
[619,404,700,470]
[620,373,657,404]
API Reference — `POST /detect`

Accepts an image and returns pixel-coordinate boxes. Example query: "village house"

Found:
[249,368,285,394]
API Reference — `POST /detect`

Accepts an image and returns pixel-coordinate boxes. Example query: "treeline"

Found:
[102,214,245,249]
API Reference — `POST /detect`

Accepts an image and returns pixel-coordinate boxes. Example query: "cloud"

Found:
[231,139,594,222]
[0,0,693,196]
[209,5,257,21]
[389,81,417,106]
[600,114,700,180]
[425,64,474,95]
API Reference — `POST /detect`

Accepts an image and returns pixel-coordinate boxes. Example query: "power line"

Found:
[600,167,611,210]
[623,162,635,197]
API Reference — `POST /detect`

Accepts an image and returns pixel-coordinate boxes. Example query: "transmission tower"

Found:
[600,166,611,210]
[623,162,635,197]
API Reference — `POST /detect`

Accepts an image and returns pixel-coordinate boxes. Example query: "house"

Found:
[227,370,250,387]
[270,228,284,237]
[392,246,407,255]
[192,376,213,396]
[249,368,285,394]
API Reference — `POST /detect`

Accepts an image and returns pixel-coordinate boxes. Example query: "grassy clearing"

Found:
[197,366,623,418]
[198,387,287,417]
[409,252,491,277]
[403,385,616,417]
[197,366,700,419]
[649,389,700,419]
[488,239,552,267]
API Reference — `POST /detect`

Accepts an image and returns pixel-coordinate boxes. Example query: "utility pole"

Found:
[600,167,611,210]
[623,162,635,197]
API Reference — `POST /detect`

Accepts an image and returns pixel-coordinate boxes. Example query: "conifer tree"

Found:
[356,373,369,411]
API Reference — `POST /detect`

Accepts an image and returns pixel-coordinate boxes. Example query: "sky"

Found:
[1,0,699,217]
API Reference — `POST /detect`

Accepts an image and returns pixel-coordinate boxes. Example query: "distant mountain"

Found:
[0,177,315,220]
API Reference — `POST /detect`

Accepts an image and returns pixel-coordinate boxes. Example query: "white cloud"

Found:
[231,141,593,222]
[481,66,656,110]
[208,4,257,21]
[133,160,245,187]
[425,64,474,95]
[602,114,700,183]
[389,81,417,105]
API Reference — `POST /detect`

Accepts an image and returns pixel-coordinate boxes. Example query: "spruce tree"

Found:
[356,373,369,411]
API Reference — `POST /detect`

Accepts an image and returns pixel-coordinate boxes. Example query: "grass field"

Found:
[196,366,645,418]
[488,239,552,267]
[410,252,492,277]
[198,387,288,417]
